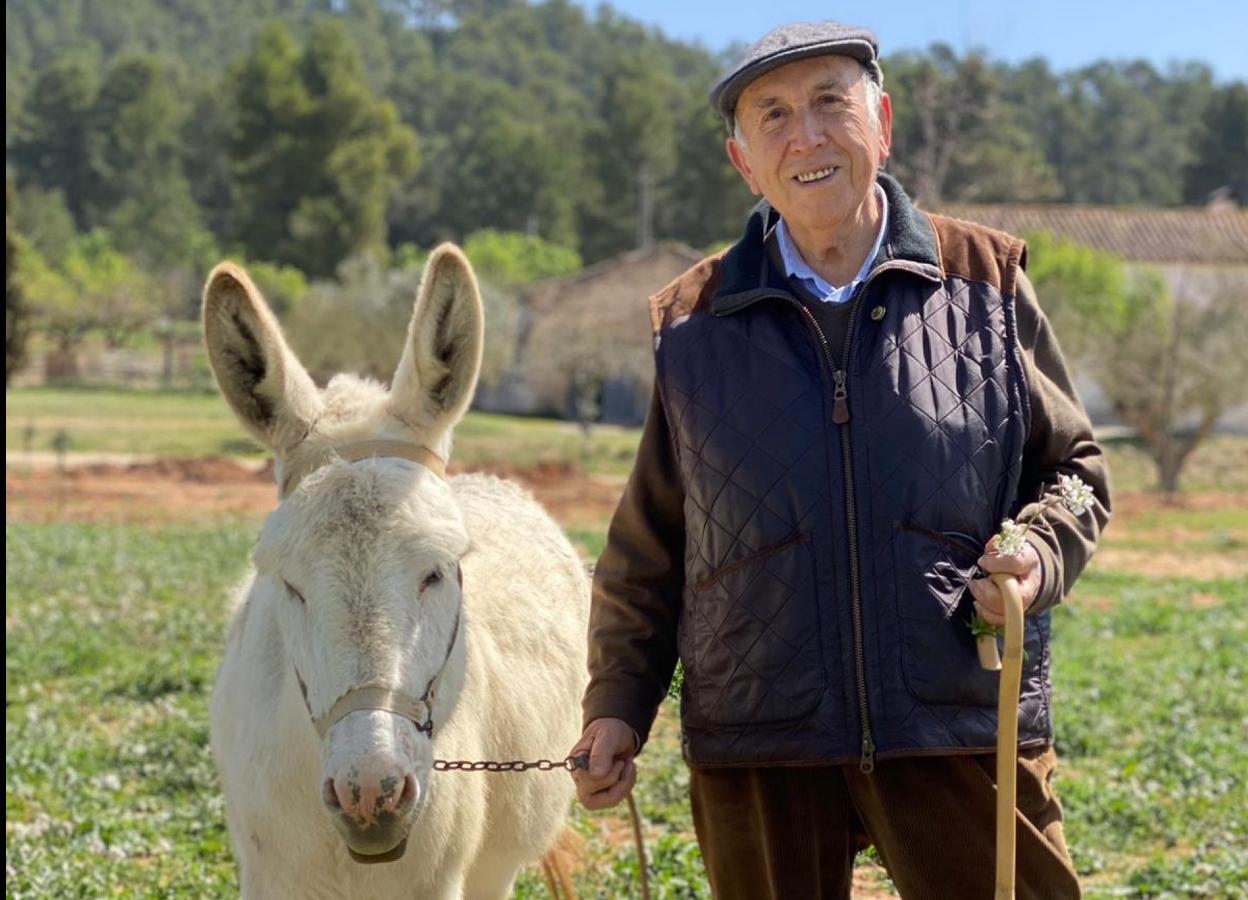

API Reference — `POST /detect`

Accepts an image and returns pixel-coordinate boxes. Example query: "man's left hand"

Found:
[970,536,1042,626]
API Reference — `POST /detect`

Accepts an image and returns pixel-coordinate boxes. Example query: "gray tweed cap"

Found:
[711,21,881,123]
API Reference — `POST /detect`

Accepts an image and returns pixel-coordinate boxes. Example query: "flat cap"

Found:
[711,21,881,122]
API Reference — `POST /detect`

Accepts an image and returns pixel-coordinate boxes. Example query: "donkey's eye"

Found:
[419,569,443,593]
[281,579,307,605]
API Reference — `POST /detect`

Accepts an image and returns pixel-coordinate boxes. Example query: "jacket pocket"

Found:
[892,521,1036,708]
[680,534,824,728]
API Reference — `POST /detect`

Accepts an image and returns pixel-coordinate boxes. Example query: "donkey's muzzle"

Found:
[347,836,409,865]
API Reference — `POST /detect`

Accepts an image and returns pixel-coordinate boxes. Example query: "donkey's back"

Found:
[447,473,588,892]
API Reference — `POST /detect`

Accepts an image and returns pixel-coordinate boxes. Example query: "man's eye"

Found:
[281,580,307,604]
[420,570,443,593]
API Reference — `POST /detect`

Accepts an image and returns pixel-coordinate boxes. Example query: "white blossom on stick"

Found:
[972,475,1098,640]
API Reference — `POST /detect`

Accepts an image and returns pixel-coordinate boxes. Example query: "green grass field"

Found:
[6,386,1248,897]
[7,522,1245,898]
[11,385,1248,491]
[6,386,643,477]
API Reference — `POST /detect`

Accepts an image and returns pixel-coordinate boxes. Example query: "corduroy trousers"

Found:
[689,745,1081,900]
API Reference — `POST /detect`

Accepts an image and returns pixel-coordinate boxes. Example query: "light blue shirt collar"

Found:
[776,183,889,304]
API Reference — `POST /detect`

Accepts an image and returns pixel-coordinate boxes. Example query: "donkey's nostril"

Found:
[397,774,417,811]
[323,777,341,810]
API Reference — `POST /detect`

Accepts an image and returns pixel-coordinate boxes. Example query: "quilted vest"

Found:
[652,176,1049,768]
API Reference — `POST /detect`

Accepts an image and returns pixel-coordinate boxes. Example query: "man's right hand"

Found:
[569,717,639,810]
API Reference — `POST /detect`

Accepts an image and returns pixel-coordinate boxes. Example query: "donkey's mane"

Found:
[316,374,388,429]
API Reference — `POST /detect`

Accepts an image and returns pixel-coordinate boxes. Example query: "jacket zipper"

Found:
[750,262,923,773]
[779,287,875,773]
[836,282,875,774]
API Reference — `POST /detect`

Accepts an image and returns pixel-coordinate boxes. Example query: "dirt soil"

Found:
[5,455,624,531]
[6,459,1243,582]
[1091,489,1248,580]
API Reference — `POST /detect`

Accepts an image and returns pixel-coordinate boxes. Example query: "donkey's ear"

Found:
[202,262,321,454]
[388,244,484,433]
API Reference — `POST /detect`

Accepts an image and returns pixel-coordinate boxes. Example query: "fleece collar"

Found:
[712,173,942,317]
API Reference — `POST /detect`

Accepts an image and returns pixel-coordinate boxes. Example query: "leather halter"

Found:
[279,439,447,499]
[295,601,461,740]
[282,438,462,741]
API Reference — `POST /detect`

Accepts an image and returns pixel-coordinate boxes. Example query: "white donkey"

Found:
[204,245,588,899]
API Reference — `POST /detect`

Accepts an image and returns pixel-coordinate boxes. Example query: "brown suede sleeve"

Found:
[1014,268,1113,613]
[582,385,685,746]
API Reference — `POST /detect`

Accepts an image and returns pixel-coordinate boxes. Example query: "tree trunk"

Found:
[636,161,654,250]
[161,334,175,386]
[1154,412,1219,496]
[1157,450,1183,495]
[46,339,81,381]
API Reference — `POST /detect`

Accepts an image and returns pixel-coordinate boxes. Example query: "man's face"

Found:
[726,55,893,237]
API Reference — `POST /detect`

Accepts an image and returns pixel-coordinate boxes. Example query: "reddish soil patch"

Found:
[1088,489,1247,580]
[5,455,624,530]
[7,458,271,524]
[78,456,276,483]
[1111,489,1246,516]
[8,457,1241,585]
[1091,548,1246,580]
[1188,592,1224,608]
[460,461,623,530]
[852,868,900,898]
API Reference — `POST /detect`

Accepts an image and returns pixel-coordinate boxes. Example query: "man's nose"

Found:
[791,109,827,153]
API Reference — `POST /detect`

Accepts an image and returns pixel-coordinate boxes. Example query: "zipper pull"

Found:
[832,369,850,424]
[860,733,875,773]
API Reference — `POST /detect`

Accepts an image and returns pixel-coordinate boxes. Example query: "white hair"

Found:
[732,64,882,146]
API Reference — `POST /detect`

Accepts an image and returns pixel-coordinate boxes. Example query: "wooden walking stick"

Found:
[974,475,1095,899]
[976,572,1026,900]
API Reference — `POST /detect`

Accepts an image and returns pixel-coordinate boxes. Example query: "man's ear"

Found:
[726,135,762,196]
[877,92,894,163]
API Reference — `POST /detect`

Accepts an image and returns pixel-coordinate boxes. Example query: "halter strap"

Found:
[280,439,447,498]
[298,602,462,740]
[313,686,434,741]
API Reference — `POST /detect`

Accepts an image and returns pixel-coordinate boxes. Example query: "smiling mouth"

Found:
[794,166,838,184]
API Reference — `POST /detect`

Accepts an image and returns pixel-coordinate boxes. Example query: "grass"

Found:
[6,523,253,897]
[1051,572,1248,897]
[6,386,642,477]
[9,385,1248,489]
[8,517,1247,897]
[6,386,259,460]
[452,413,641,477]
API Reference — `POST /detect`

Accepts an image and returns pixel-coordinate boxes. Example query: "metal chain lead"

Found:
[434,752,647,900]
[433,754,589,773]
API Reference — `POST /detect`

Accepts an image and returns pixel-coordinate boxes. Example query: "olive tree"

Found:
[1093,269,1247,493]
[1028,231,1248,493]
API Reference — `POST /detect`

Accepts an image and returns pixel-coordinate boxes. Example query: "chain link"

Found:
[433,754,588,773]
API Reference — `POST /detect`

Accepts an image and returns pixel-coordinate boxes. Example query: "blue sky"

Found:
[573,0,1248,82]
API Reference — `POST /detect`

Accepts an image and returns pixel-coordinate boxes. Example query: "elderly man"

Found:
[570,21,1108,900]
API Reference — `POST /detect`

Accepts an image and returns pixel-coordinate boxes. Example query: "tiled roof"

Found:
[929,204,1248,266]
[527,242,703,295]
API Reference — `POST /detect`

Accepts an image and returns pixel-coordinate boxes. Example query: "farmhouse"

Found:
[476,241,704,424]
[932,197,1248,268]
[932,199,1248,431]
[502,200,1246,427]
